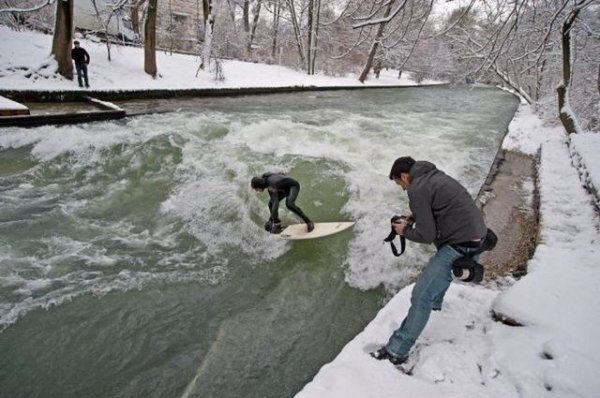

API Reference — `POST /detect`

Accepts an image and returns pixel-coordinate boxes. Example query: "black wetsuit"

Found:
[262,173,312,226]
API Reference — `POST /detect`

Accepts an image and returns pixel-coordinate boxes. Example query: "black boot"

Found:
[307,221,314,232]
[265,219,282,234]
[271,223,283,234]
[370,347,408,365]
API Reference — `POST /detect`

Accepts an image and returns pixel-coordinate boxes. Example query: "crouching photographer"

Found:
[372,156,495,367]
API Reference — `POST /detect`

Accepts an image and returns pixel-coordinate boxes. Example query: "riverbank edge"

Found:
[477,146,539,281]
[0,83,448,103]
[0,84,451,128]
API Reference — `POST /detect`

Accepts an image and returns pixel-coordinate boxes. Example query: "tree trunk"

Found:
[144,0,158,78]
[201,0,214,70]
[306,0,313,74]
[287,0,305,68]
[51,0,73,79]
[247,0,262,53]
[310,0,321,75]
[557,6,581,135]
[90,0,113,61]
[597,63,600,95]
[358,0,394,83]
[243,0,250,32]
[270,1,281,59]
[131,0,147,35]
[226,0,237,25]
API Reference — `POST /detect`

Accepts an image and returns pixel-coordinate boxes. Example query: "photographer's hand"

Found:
[392,220,407,236]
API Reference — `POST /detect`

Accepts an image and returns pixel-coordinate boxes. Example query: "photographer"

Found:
[372,156,488,365]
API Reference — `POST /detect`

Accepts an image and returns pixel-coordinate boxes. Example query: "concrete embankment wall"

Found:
[0,84,433,103]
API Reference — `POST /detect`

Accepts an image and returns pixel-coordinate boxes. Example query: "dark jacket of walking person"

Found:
[251,173,314,234]
[372,156,487,365]
[71,41,90,88]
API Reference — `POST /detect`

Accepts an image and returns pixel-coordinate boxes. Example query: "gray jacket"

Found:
[404,161,486,248]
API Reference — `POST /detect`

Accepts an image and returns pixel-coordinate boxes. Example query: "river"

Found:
[0,85,519,398]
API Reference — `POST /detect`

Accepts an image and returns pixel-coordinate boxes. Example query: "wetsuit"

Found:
[261,173,312,229]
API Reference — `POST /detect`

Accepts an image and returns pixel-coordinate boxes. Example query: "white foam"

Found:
[0,89,513,329]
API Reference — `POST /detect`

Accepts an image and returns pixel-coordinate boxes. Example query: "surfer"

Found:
[251,173,314,234]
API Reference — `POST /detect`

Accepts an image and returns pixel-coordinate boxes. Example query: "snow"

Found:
[84,96,123,111]
[0,95,28,110]
[570,133,600,209]
[1,25,600,398]
[0,25,439,92]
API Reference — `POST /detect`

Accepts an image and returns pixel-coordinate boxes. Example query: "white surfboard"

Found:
[278,222,355,240]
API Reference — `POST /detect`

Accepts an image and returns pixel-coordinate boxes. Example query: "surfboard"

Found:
[278,222,355,240]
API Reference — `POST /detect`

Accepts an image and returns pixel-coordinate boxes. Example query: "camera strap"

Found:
[384,229,406,257]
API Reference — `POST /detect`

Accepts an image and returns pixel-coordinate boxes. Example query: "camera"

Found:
[391,215,412,225]
[391,215,404,224]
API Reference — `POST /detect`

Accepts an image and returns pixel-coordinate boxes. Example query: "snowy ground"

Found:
[296,105,600,398]
[0,25,438,92]
[1,25,599,398]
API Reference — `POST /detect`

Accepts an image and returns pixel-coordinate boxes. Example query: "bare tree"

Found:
[356,0,396,82]
[89,0,130,61]
[131,0,147,35]
[247,0,262,53]
[287,0,306,67]
[557,1,588,134]
[243,0,250,32]
[270,0,282,60]
[90,0,112,60]
[200,0,215,70]
[443,0,598,133]
[51,0,73,79]
[341,0,434,83]
[144,0,158,77]
[303,0,322,74]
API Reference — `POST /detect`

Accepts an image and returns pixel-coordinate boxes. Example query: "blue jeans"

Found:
[75,63,89,87]
[385,244,467,358]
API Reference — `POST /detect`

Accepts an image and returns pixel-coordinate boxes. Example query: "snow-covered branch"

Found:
[0,0,56,14]
[352,0,408,29]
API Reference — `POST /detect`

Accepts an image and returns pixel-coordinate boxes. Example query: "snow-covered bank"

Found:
[0,25,440,92]
[296,105,600,398]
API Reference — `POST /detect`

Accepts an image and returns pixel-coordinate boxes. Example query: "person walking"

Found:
[372,156,488,365]
[251,172,314,234]
[71,41,90,88]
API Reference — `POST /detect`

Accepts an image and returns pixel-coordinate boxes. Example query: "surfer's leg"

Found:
[285,186,314,232]
[267,198,280,224]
